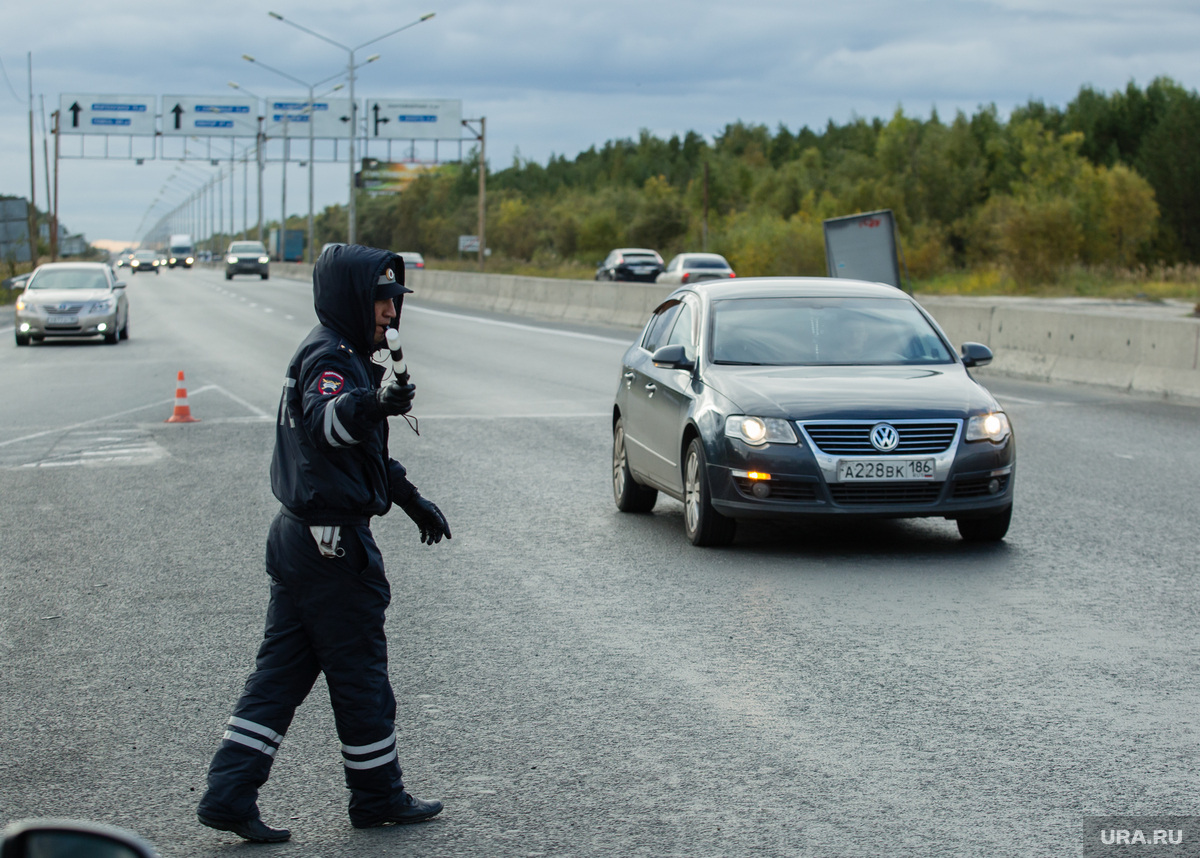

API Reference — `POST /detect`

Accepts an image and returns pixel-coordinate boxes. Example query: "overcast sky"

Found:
[2,0,1198,248]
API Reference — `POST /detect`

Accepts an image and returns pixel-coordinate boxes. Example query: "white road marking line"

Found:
[0,386,216,449]
[404,305,635,345]
[411,412,609,420]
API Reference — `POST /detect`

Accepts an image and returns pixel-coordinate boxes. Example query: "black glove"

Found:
[375,381,415,417]
[401,494,451,545]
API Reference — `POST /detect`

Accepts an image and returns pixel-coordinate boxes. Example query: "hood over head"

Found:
[312,244,413,354]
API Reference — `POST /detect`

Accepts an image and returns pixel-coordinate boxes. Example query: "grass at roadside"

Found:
[429,256,1199,310]
[912,265,1200,304]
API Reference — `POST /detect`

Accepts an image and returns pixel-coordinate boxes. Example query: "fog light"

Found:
[988,478,1000,494]
[97,323,107,332]
[751,481,771,499]
[19,322,30,332]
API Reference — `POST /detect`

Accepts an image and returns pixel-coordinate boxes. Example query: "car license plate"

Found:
[836,458,935,481]
[47,314,78,325]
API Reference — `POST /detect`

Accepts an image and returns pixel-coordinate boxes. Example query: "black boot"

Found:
[198,813,291,843]
[350,791,443,828]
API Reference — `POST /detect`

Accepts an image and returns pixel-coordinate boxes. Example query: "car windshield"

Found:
[230,243,265,254]
[710,297,954,366]
[685,258,729,269]
[29,269,108,290]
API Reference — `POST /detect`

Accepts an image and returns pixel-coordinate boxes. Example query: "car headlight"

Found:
[724,415,799,446]
[88,299,114,313]
[965,412,1011,443]
[186,257,194,264]
[227,255,238,264]
[131,260,140,267]
[258,256,269,264]
[15,296,26,311]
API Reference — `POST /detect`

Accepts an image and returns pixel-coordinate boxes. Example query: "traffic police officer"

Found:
[198,244,450,842]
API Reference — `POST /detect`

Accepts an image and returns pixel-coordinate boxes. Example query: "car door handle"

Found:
[644,383,657,397]
[623,371,635,389]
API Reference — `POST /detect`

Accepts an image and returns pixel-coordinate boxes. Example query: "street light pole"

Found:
[267,10,435,246]
[243,56,344,262]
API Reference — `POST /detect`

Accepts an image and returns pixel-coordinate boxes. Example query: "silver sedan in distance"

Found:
[656,252,735,286]
[14,262,130,346]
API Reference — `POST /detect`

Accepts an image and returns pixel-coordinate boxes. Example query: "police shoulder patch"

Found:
[318,370,345,395]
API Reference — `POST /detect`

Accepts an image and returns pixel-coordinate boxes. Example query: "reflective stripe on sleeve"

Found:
[323,394,360,448]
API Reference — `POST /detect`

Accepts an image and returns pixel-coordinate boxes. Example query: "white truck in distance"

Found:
[168,235,195,269]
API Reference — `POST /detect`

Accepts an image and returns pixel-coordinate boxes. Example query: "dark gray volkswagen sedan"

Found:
[612,278,1015,546]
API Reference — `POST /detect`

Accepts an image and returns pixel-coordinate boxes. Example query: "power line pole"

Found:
[27,53,37,266]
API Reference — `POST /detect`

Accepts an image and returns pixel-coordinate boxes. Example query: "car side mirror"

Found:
[651,343,695,371]
[1,819,158,858]
[960,342,993,368]
[113,282,127,290]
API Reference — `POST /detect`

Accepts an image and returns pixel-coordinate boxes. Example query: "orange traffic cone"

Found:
[165,370,200,423]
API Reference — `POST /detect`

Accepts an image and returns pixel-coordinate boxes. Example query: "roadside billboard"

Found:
[823,209,906,291]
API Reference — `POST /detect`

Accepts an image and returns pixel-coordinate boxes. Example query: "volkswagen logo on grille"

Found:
[870,423,900,452]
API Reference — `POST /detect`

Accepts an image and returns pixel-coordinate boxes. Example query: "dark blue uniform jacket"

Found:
[271,244,416,525]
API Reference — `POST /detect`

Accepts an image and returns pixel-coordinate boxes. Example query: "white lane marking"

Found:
[0,385,217,449]
[208,384,271,419]
[404,305,635,345]
[0,383,273,448]
[411,412,608,420]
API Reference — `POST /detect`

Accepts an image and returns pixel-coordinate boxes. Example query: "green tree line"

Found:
[334,77,1200,286]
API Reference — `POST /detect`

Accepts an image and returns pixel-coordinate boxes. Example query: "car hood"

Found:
[24,288,114,305]
[705,364,995,420]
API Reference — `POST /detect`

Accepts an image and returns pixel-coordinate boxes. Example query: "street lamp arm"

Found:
[242,55,309,90]
[352,12,435,51]
[267,11,351,52]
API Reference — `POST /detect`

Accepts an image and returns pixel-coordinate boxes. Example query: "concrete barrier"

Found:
[918,295,1200,400]
[269,265,1199,401]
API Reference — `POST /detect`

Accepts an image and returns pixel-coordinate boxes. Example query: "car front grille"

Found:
[828,482,943,504]
[803,422,959,455]
[41,304,84,314]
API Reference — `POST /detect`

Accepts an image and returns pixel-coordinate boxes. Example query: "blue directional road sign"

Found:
[264,96,356,139]
[59,94,157,135]
[162,95,258,137]
[366,99,462,140]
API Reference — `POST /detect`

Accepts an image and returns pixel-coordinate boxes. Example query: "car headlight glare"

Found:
[15,296,25,311]
[966,412,1011,442]
[258,256,270,264]
[227,255,238,264]
[724,415,798,446]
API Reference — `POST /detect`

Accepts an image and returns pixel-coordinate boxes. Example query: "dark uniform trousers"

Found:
[198,512,406,824]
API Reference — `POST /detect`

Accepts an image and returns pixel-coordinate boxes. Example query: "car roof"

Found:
[677,252,729,261]
[613,247,660,255]
[670,276,910,302]
[35,261,111,270]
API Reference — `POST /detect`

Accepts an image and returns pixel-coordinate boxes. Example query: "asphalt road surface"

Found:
[1,266,1197,857]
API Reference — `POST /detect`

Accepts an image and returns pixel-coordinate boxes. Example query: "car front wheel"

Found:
[15,331,29,346]
[613,418,657,513]
[683,437,736,547]
[957,505,1012,542]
